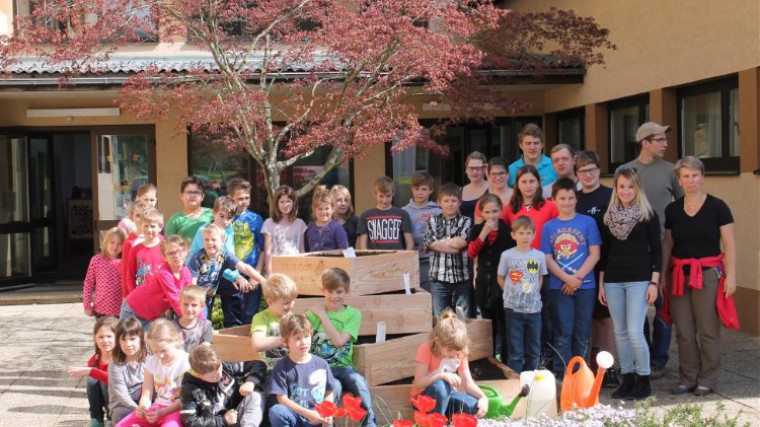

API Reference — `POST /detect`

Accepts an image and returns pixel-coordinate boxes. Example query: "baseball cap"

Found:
[636,122,671,142]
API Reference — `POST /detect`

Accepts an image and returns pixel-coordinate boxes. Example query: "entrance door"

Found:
[0,135,32,281]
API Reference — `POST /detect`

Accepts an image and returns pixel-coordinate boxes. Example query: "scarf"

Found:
[607,204,641,240]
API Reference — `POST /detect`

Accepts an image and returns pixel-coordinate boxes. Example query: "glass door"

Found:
[0,134,32,280]
[28,136,58,272]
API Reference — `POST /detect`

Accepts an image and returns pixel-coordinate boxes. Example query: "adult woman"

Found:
[474,157,513,225]
[663,156,738,397]
[501,165,558,249]
[460,151,490,222]
[598,168,661,400]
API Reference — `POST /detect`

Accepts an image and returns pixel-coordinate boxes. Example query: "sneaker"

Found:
[603,368,620,389]
[88,420,104,427]
[650,366,667,380]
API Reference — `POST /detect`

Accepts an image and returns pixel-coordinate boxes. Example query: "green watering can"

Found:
[478,384,530,419]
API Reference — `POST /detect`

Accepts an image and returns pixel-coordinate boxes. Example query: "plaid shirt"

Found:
[423,213,471,283]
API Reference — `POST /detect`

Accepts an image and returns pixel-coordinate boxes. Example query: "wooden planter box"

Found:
[354,319,492,386]
[271,250,420,296]
[292,290,432,336]
[212,325,255,362]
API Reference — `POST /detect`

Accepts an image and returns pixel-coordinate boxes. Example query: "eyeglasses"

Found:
[466,166,485,172]
[576,167,598,176]
[489,171,507,177]
[650,137,668,144]
[183,191,204,196]
[166,250,185,257]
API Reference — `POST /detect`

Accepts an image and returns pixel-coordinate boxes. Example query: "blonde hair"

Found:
[263,273,299,302]
[604,168,654,224]
[136,183,157,199]
[674,155,705,177]
[330,185,354,220]
[180,285,207,306]
[128,200,150,223]
[429,310,469,357]
[147,318,182,349]
[311,185,333,220]
[100,227,127,259]
[141,208,164,227]
[203,223,226,241]
[280,314,312,341]
[213,196,237,217]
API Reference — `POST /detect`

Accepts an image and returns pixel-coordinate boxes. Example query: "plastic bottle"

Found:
[519,369,557,418]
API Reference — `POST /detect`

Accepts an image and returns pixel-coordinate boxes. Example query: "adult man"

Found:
[508,124,558,188]
[543,144,580,198]
[619,121,683,379]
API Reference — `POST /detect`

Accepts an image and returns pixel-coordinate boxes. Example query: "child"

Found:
[305,268,376,427]
[467,194,515,363]
[84,227,127,317]
[330,185,359,248]
[116,319,190,427]
[250,274,298,369]
[120,200,150,297]
[540,178,601,377]
[496,216,547,373]
[166,176,214,243]
[411,310,487,417]
[69,316,118,427]
[119,202,143,235]
[136,182,159,209]
[124,209,165,296]
[356,176,413,250]
[180,345,267,427]
[188,196,238,260]
[228,178,265,324]
[403,172,442,292]
[109,317,148,424]
[173,285,214,351]
[423,183,473,317]
[305,186,348,252]
[121,235,193,328]
[119,183,158,233]
[262,185,307,275]
[187,224,266,327]
[267,315,336,427]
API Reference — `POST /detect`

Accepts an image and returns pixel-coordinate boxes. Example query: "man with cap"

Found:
[618,121,683,380]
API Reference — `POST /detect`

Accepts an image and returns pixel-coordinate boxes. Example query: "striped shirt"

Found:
[424,213,471,283]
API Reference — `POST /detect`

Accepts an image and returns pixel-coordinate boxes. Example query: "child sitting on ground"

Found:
[250,274,298,370]
[108,317,148,424]
[83,227,127,318]
[69,316,119,427]
[305,268,376,427]
[172,285,214,351]
[411,310,488,417]
[267,315,337,427]
[180,345,267,427]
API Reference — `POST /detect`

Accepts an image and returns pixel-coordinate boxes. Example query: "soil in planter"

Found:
[377,358,512,386]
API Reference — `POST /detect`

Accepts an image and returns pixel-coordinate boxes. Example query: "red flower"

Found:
[411,395,436,413]
[314,401,338,418]
[334,407,347,418]
[452,413,478,427]
[393,420,414,427]
[342,394,363,410]
[427,412,449,427]
[345,405,367,422]
[414,411,430,427]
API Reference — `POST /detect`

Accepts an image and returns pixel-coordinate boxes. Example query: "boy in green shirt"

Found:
[250,274,298,369]
[305,268,376,427]
[166,176,214,242]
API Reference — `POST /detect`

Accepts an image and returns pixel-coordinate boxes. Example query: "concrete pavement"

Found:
[0,302,758,426]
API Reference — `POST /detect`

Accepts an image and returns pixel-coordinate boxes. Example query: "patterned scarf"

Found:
[607,204,641,240]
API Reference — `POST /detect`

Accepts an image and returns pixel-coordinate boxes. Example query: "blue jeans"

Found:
[540,284,554,365]
[549,288,595,376]
[269,404,318,427]
[505,309,541,373]
[605,281,651,375]
[217,278,247,327]
[429,279,473,317]
[118,301,151,329]
[644,293,671,369]
[86,377,109,421]
[330,366,376,427]
[421,379,478,417]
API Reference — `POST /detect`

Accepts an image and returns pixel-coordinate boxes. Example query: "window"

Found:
[608,95,649,169]
[556,108,585,153]
[678,77,739,172]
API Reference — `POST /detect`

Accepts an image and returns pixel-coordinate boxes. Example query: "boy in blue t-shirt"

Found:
[540,178,601,377]
[228,178,266,324]
[268,315,336,427]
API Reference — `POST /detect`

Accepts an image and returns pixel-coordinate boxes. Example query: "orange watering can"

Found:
[560,351,614,411]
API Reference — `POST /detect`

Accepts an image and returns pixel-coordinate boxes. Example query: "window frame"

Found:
[607,94,649,171]
[555,107,586,154]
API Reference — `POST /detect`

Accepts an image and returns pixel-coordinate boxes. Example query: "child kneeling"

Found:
[412,311,488,417]
[180,345,267,427]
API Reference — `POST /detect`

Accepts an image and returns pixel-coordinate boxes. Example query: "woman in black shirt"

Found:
[598,167,661,400]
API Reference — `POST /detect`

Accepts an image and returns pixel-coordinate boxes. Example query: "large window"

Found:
[678,77,739,172]
[556,108,585,153]
[608,95,649,169]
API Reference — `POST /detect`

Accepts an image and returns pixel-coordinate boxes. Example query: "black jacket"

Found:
[180,360,267,427]
[468,220,515,309]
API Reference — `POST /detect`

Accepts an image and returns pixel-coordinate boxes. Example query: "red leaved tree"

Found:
[0,0,614,202]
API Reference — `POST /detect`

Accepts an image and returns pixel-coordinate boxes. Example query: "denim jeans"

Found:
[421,379,478,417]
[549,288,595,376]
[540,284,554,366]
[429,279,473,317]
[216,278,247,327]
[330,366,376,427]
[605,281,651,375]
[118,300,151,329]
[86,377,109,421]
[505,309,541,373]
[644,293,671,369]
[269,404,318,427]
[241,284,263,325]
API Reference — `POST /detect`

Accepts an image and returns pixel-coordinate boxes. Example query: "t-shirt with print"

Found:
[187,249,240,300]
[232,210,265,268]
[540,214,602,290]
[173,318,213,351]
[410,340,467,397]
[144,351,190,406]
[267,355,335,412]
[305,305,361,368]
[250,308,288,369]
[262,218,307,256]
[188,222,236,261]
[497,248,547,313]
[357,207,412,250]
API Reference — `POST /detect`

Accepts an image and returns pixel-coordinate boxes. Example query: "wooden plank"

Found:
[271,250,420,296]
[354,319,492,386]
[292,290,432,336]
[211,325,258,362]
